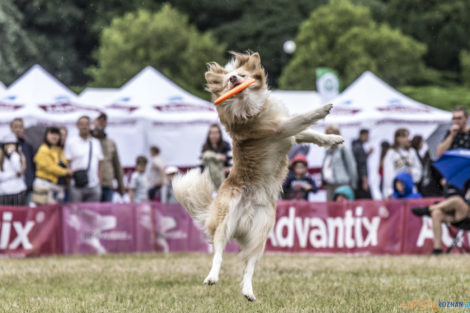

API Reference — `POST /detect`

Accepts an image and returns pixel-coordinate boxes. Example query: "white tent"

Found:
[297,71,452,199]
[0,81,5,96]
[102,66,218,167]
[270,90,321,115]
[78,87,118,107]
[0,65,99,138]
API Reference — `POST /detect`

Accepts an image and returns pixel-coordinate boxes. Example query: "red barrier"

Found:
[0,199,468,257]
[0,205,62,257]
[266,199,467,254]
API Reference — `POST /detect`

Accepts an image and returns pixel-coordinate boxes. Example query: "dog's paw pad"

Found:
[244,294,256,302]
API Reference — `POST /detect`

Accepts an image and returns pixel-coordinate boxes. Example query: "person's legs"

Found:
[85,185,102,203]
[429,196,469,251]
[69,186,84,203]
[100,187,114,202]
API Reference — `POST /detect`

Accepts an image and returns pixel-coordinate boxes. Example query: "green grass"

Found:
[0,253,469,312]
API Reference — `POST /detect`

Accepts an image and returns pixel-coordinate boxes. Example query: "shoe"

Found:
[411,206,431,217]
[431,249,443,255]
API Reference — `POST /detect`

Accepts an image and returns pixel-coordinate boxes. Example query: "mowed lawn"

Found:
[0,253,469,313]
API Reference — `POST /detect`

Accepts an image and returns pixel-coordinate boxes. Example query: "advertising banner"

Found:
[62,203,154,255]
[0,205,62,257]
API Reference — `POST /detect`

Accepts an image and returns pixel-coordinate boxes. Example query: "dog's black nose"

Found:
[229,75,238,83]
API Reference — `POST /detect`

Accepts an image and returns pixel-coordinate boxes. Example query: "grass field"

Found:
[0,253,469,312]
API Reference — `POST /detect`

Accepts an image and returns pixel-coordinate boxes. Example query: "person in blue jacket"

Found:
[393,171,422,199]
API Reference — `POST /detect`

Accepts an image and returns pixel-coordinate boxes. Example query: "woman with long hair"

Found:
[201,123,232,189]
[33,127,73,204]
[382,128,422,199]
[0,133,27,205]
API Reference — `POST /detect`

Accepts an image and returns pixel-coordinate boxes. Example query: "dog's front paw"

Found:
[319,103,333,117]
[203,275,218,286]
[328,134,344,146]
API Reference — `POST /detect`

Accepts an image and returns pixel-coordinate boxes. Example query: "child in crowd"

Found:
[392,172,422,199]
[161,166,179,204]
[129,156,148,203]
[333,185,355,202]
[282,154,317,200]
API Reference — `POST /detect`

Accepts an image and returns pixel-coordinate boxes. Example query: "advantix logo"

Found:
[268,207,380,248]
[0,212,35,250]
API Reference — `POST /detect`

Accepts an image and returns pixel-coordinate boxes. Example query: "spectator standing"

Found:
[201,123,232,189]
[436,106,470,157]
[382,128,422,199]
[321,125,357,201]
[147,146,165,201]
[282,154,317,200]
[378,141,390,194]
[351,129,373,199]
[129,156,149,203]
[92,113,125,202]
[0,133,27,205]
[161,166,179,204]
[10,118,35,204]
[33,127,72,204]
[65,116,104,203]
[411,135,443,197]
[58,126,69,202]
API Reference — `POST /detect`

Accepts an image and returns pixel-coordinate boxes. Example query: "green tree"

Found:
[14,0,162,86]
[0,0,38,85]
[383,0,470,75]
[88,5,226,93]
[279,0,426,89]
[460,51,470,88]
[170,0,327,87]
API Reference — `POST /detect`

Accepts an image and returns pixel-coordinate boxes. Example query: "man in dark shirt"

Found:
[351,129,373,199]
[437,106,470,157]
[10,118,35,205]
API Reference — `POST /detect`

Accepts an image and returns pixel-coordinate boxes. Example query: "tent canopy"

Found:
[271,90,321,115]
[0,81,5,96]
[104,66,215,121]
[79,87,118,107]
[0,65,99,122]
[325,71,451,125]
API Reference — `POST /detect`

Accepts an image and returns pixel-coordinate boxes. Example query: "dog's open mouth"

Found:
[229,81,242,90]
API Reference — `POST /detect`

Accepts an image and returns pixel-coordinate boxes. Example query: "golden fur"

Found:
[173,51,343,301]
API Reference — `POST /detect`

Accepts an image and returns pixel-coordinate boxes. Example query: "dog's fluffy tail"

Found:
[172,168,214,224]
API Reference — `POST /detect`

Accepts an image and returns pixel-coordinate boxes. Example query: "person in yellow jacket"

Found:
[33,127,73,204]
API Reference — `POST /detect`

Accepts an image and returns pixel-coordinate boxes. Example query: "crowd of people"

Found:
[0,106,468,209]
[0,114,179,206]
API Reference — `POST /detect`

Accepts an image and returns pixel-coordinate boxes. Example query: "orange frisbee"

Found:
[214,79,256,105]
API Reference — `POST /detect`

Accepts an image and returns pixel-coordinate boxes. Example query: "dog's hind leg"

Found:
[239,208,275,301]
[204,223,229,286]
[295,129,344,147]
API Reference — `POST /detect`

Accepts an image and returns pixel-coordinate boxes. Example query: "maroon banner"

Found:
[1,198,468,257]
[0,205,62,257]
[153,203,238,253]
[402,198,470,254]
[62,203,154,255]
[266,199,469,254]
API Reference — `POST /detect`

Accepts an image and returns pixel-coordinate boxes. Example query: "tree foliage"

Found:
[0,0,38,85]
[460,51,470,88]
[170,0,327,87]
[382,0,470,75]
[88,5,226,93]
[279,0,426,89]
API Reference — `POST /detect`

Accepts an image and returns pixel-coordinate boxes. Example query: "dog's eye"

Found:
[240,74,246,78]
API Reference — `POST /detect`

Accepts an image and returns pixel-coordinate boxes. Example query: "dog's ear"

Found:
[245,53,261,72]
[205,62,226,96]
